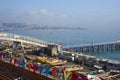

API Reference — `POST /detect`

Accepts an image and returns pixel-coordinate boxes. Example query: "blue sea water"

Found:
[7,29,120,61]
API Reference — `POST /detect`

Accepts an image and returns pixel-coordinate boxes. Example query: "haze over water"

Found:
[7,29,120,47]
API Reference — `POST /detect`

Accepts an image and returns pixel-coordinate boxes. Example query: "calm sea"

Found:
[7,29,120,61]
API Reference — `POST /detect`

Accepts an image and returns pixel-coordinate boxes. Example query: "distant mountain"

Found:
[0,23,28,31]
[0,22,86,31]
[2,23,27,28]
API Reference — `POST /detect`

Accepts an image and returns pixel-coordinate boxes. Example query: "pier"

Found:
[63,41,120,54]
[0,32,59,56]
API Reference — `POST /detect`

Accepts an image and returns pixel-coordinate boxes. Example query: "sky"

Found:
[0,0,120,29]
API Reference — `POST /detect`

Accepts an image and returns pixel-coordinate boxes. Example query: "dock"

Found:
[63,41,120,54]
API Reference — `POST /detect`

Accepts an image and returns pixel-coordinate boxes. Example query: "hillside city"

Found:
[0,23,85,31]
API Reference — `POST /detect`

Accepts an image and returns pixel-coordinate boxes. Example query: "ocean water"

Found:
[7,29,120,61]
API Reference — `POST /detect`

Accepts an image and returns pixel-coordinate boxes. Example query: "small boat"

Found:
[64,66,84,80]
[69,71,88,80]
[46,59,67,66]
[87,75,101,80]
[36,57,67,66]
[94,72,120,80]
[36,57,47,63]
[66,66,83,72]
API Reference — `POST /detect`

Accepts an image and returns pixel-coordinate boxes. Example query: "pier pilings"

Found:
[63,42,120,54]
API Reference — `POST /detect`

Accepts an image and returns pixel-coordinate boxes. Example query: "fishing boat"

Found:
[87,75,101,80]
[65,66,83,72]
[36,57,47,63]
[94,72,120,80]
[68,71,88,80]
[36,57,67,66]
[46,59,67,66]
[64,66,84,80]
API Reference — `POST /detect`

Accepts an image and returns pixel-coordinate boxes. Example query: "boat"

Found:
[36,57,47,63]
[46,59,67,66]
[64,66,84,80]
[65,66,83,72]
[94,72,120,80]
[87,75,101,80]
[68,71,88,80]
[36,57,67,66]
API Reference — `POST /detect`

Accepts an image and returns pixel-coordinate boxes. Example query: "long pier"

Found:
[63,41,120,54]
[0,32,59,56]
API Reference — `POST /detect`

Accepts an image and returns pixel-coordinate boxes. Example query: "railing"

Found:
[63,40,120,48]
[0,32,56,47]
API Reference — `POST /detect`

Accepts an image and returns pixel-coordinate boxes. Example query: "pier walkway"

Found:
[63,41,120,54]
[0,32,56,47]
[0,32,59,56]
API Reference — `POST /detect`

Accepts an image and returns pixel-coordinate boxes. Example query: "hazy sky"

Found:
[0,0,120,29]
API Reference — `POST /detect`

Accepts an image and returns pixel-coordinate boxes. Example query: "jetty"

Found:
[63,41,120,54]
